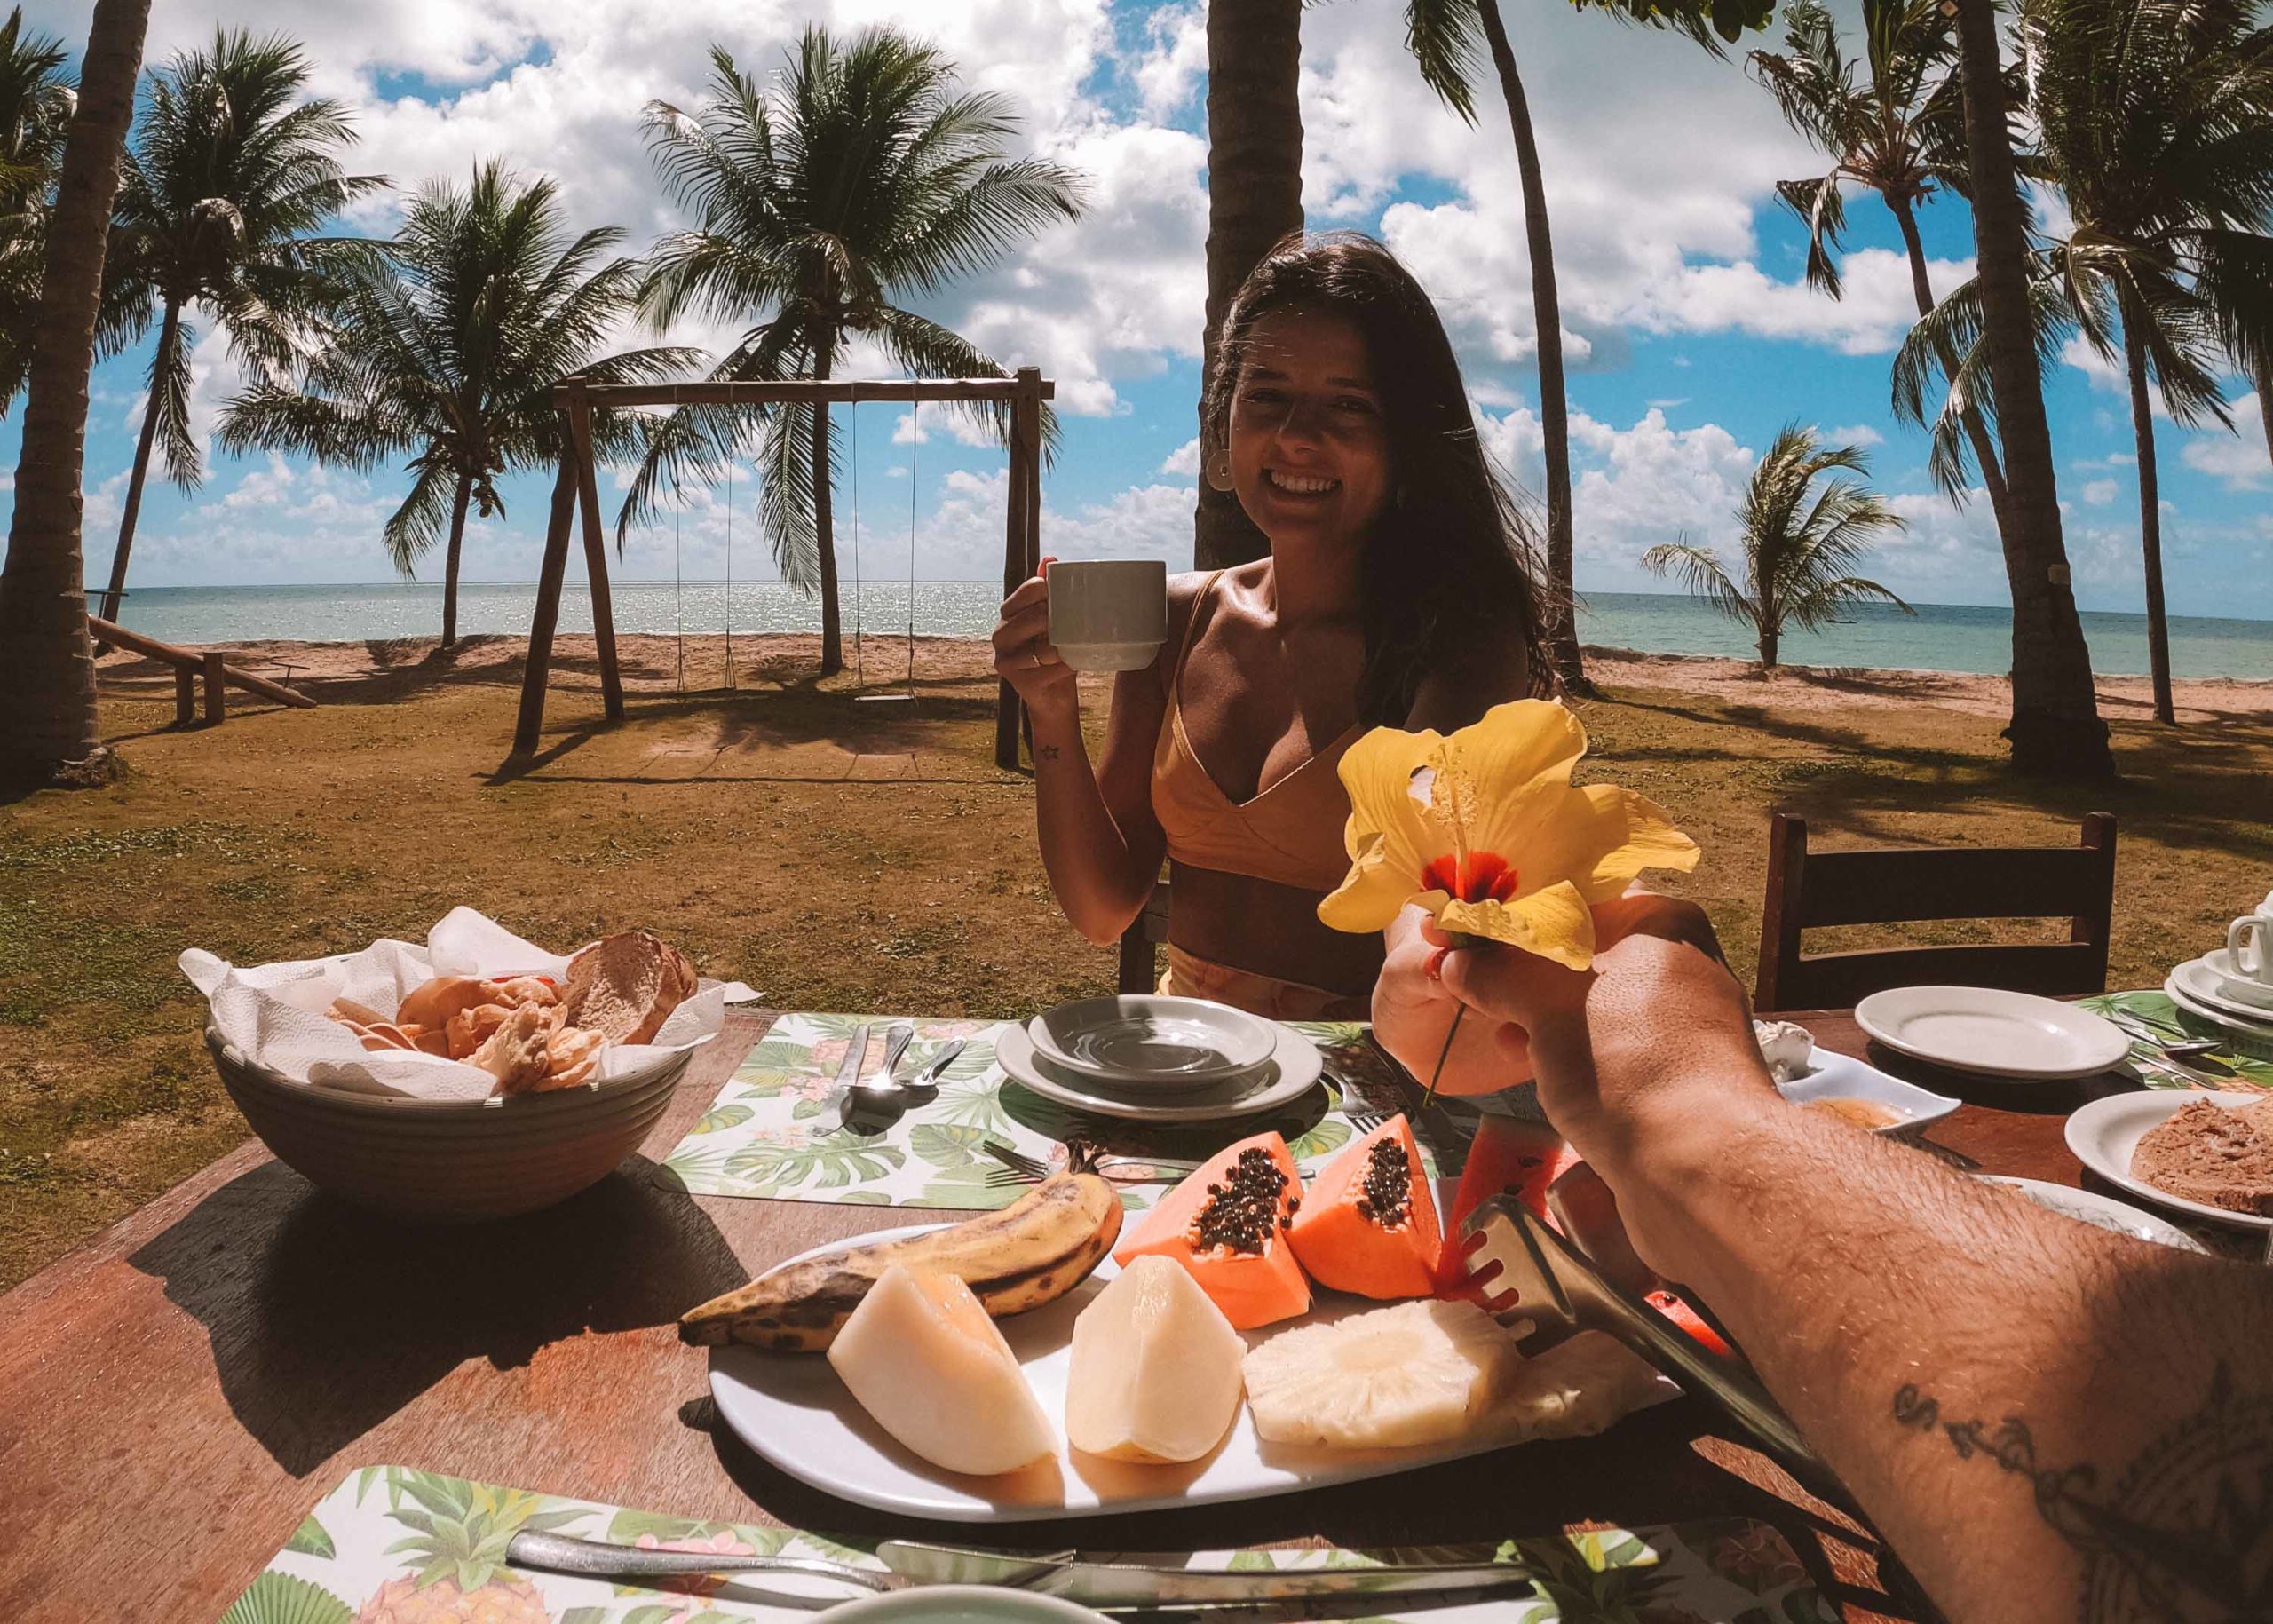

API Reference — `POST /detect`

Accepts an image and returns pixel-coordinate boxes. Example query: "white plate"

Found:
[2201,949,2273,1010]
[2167,960,2273,1029]
[2162,978,2273,1061]
[1027,995,1278,1089]
[1773,1046,1960,1133]
[709,1226,1674,1523]
[997,1022,1324,1123]
[1976,1176,2210,1254]
[819,1588,1109,1623]
[2063,1090,2273,1232]
[1854,986,2130,1080]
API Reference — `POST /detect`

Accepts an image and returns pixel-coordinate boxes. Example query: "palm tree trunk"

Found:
[1759,626,1778,669]
[1476,0,1588,697]
[440,470,471,650]
[812,340,842,677]
[1196,0,1301,570]
[0,0,150,783]
[1886,193,2011,535]
[2119,299,2175,726]
[95,298,178,628]
[1950,0,2111,779]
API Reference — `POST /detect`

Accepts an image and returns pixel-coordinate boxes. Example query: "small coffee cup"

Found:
[2227,891,2273,986]
[1048,559,1168,673]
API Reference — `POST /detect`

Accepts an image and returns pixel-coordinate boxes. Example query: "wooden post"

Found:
[512,459,582,757]
[994,368,1044,771]
[565,383,625,722]
[201,651,226,725]
[174,667,195,728]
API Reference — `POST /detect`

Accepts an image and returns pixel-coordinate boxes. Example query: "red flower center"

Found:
[1422,852,1521,903]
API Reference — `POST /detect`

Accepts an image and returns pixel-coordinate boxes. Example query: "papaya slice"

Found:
[1287,1113,1439,1300]
[1113,1129,1310,1329]
[1435,1114,1584,1298]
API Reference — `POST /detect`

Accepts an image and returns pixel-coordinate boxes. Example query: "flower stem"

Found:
[1422,1004,1466,1111]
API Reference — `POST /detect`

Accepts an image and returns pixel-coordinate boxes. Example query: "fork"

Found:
[978,1137,1200,1184]
[1343,1105,1389,1134]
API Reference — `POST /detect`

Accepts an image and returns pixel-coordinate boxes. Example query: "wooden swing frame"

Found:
[512,367,1050,770]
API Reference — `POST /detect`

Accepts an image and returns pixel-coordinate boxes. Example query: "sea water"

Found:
[103,581,2273,681]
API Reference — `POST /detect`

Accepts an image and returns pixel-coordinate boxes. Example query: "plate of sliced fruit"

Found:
[686,1120,1674,1522]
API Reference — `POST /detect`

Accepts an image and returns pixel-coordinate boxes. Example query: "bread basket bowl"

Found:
[206,1024,692,1222]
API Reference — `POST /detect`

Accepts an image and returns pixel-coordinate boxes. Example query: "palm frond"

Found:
[1404,0,1485,123]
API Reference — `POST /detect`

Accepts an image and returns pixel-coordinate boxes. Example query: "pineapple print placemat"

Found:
[222,1464,1841,1622]
[653,1014,1467,1210]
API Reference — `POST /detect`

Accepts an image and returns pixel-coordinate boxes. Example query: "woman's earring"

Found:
[1204,449,1235,493]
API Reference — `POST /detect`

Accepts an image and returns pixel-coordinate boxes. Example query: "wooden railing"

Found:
[88,616,317,726]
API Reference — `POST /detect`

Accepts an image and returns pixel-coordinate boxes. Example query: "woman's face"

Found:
[1224,308,1391,559]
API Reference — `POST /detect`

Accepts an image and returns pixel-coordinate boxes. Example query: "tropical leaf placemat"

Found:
[2079,989,2273,1088]
[653,1013,1461,1210]
[222,1465,1841,1623]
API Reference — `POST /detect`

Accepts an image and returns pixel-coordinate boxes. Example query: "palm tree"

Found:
[218,162,697,647]
[630,31,1082,676]
[93,29,382,628]
[2024,0,2273,725]
[1642,423,1913,669]
[1401,0,1772,698]
[0,7,75,415]
[1749,0,2012,532]
[0,0,150,783]
[1944,0,2111,777]
[1195,0,1303,570]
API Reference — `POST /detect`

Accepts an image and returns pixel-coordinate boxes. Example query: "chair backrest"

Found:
[1116,881,1173,994]
[1754,812,2117,1013]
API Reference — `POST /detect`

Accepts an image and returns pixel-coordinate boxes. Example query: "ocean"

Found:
[102,580,2273,681]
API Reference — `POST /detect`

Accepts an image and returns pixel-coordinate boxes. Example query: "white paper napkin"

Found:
[183,907,728,1101]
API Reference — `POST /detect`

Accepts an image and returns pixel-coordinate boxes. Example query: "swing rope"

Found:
[723,405,736,692]
[670,387,685,695]
[851,389,865,688]
[904,398,918,696]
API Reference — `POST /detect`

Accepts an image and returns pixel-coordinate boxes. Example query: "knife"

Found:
[824,1022,873,1132]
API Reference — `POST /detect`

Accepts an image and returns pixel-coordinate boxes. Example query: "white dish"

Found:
[709,1226,1673,1523]
[997,1022,1323,1123]
[1773,1046,1960,1133]
[2063,1090,2273,1232]
[819,1588,1109,1623]
[1976,1175,2210,1254]
[1855,986,2130,1080]
[2202,948,2273,1010]
[1027,995,1278,1089]
[2168,960,2273,1028]
[2163,977,2273,1060]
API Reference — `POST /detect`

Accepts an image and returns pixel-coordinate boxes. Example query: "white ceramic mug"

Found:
[1048,558,1168,673]
[2228,891,2273,985]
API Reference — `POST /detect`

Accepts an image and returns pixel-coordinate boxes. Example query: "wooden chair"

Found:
[1754,812,2117,1013]
[1117,881,1172,994]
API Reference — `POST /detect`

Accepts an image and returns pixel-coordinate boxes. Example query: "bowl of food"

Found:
[199,925,712,1222]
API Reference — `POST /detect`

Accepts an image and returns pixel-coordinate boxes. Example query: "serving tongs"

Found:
[1459,1191,1836,1494]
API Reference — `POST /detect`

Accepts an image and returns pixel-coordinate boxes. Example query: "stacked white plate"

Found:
[2164,953,2273,1057]
[998,995,1324,1123]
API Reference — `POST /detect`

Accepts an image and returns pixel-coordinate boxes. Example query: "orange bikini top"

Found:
[1151,571,1360,893]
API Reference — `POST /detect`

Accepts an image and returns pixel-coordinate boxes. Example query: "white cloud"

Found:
[1826,423,1885,448]
[1160,437,1201,477]
[1132,2,1205,122]
[2081,478,2119,506]
[2182,393,2269,488]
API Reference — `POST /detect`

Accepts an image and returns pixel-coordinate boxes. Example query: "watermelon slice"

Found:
[1113,1130,1310,1329]
[1435,1114,1584,1297]
[1287,1113,1440,1299]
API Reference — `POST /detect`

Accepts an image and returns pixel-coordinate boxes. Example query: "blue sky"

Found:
[17,0,2272,621]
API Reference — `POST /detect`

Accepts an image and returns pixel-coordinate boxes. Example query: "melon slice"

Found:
[826,1264,1056,1476]
[1065,1254,1246,1462]
[1113,1130,1310,1329]
[1288,1113,1439,1299]
[1436,1115,1583,1297]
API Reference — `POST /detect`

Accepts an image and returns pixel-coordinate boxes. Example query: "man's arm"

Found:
[1422,900,2273,1624]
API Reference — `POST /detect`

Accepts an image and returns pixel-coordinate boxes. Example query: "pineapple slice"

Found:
[1240,1299,1524,1450]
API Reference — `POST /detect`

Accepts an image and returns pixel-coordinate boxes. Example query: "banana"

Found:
[680,1163,1123,1351]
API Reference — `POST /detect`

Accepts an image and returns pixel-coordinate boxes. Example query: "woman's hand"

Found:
[991,565,1079,718]
[1372,907,1531,1097]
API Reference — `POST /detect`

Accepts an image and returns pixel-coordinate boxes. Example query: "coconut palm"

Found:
[92,29,383,629]
[1195,0,1303,569]
[218,162,698,647]
[0,7,75,416]
[1748,0,2013,531]
[629,29,1084,676]
[0,0,149,783]
[1401,0,1771,698]
[1642,423,1913,669]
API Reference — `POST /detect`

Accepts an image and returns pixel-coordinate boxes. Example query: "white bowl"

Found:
[1773,1047,1960,1134]
[2199,949,2273,1011]
[1027,994,1277,1088]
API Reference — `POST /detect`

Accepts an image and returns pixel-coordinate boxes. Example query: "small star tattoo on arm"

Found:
[1036,745,1061,762]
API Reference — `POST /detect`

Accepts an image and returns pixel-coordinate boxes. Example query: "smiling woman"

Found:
[993,233,1551,1018]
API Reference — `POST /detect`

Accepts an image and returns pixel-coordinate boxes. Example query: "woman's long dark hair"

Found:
[1202,231,1554,725]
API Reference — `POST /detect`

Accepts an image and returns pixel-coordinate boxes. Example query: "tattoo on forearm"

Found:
[1893,1365,2273,1621]
[1037,745,1061,762]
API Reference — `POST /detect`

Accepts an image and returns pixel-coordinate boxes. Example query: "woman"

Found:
[992,233,1552,1019]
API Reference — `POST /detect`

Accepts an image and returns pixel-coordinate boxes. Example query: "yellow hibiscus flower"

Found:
[1318,699,1699,969]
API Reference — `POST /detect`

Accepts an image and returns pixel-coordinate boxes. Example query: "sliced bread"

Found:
[562,931,697,1045]
[2131,1100,2273,1216]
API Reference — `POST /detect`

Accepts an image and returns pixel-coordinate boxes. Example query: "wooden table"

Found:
[0,1010,2159,1620]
